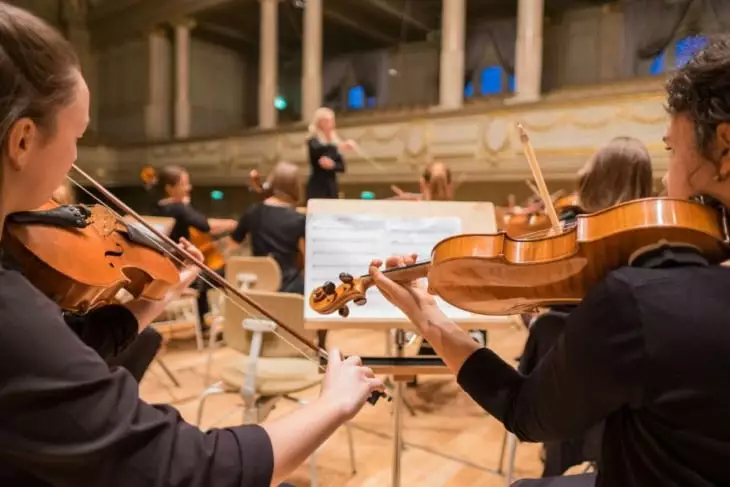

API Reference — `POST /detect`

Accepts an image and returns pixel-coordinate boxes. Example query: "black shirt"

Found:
[306,137,344,200]
[0,266,274,487]
[457,263,730,486]
[231,203,305,293]
[155,201,210,242]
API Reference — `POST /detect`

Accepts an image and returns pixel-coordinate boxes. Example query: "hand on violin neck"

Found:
[319,347,385,421]
[173,237,203,284]
[369,254,444,330]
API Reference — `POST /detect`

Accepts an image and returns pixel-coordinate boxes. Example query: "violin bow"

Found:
[517,124,561,232]
[68,164,390,404]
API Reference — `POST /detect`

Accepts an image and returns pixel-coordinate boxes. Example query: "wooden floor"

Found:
[140,325,546,486]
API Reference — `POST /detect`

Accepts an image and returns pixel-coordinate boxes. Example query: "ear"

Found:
[5,118,36,171]
[715,123,730,181]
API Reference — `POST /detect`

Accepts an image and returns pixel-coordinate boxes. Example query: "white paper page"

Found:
[305,213,469,320]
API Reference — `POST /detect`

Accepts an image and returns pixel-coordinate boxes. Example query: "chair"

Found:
[196,291,357,485]
[224,256,282,292]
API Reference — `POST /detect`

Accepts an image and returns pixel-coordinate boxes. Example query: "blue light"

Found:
[480,65,504,95]
[274,96,287,110]
[676,35,708,68]
[210,190,224,201]
[348,85,366,109]
[360,191,375,199]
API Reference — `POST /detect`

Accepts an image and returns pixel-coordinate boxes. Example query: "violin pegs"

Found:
[311,287,327,303]
[338,306,350,318]
[322,281,336,295]
[339,272,354,284]
[354,297,367,306]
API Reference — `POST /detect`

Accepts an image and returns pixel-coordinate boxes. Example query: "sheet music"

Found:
[304,213,470,320]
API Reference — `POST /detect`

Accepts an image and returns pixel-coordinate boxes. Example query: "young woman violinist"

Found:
[306,107,356,200]
[0,5,383,487]
[518,136,653,478]
[153,164,237,327]
[370,37,730,487]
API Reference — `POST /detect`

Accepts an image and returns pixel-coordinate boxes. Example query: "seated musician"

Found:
[519,136,653,478]
[0,6,384,487]
[153,164,237,328]
[370,37,730,487]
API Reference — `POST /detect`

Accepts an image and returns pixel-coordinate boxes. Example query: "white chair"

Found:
[196,291,357,486]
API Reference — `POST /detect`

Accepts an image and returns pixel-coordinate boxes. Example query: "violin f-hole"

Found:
[104,242,124,267]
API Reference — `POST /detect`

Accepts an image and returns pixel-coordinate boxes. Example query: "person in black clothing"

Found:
[0,5,384,487]
[369,36,730,487]
[153,164,238,327]
[306,107,356,200]
[518,136,654,478]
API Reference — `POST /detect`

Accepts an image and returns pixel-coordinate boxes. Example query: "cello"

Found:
[308,125,730,317]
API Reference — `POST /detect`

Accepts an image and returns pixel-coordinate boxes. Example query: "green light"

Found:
[210,190,224,201]
[274,96,287,110]
[360,191,375,200]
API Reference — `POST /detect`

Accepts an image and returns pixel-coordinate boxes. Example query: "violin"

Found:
[53,164,390,405]
[310,196,730,317]
[309,125,729,318]
[3,200,180,314]
[188,227,227,272]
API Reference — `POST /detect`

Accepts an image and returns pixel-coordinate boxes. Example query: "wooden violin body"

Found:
[310,198,729,316]
[3,201,180,313]
[188,227,226,271]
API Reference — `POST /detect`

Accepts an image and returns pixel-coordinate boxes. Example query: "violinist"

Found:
[0,5,383,487]
[306,107,356,200]
[153,164,237,328]
[518,135,653,478]
[370,37,730,487]
[51,180,74,205]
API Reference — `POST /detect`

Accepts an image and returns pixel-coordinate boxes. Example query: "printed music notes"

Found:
[304,213,470,320]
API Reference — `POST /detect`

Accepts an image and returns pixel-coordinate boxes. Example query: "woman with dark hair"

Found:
[370,36,730,487]
[0,5,383,487]
[153,164,237,326]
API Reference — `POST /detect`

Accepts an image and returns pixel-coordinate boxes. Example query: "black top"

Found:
[0,266,274,487]
[306,137,345,199]
[231,203,305,292]
[154,201,210,242]
[457,261,730,487]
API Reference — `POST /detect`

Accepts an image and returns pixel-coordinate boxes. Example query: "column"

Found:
[512,0,544,102]
[259,0,279,129]
[438,0,466,109]
[62,0,97,131]
[145,29,172,140]
[301,0,323,122]
[173,20,194,139]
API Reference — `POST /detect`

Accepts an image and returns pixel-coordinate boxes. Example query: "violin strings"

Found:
[65,175,329,375]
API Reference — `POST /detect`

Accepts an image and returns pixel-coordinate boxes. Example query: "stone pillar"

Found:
[438,0,466,109]
[62,0,97,131]
[259,0,279,129]
[301,0,323,122]
[145,29,172,140]
[173,20,194,139]
[513,0,544,102]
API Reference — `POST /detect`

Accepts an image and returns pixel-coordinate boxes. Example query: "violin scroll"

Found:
[309,272,372,316]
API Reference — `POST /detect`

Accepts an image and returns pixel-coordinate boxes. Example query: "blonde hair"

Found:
[421,162,453,201]
[577,136,653,213]
[307,107,340,144]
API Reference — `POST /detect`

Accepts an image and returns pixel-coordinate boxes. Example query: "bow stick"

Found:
[69,164,390,404]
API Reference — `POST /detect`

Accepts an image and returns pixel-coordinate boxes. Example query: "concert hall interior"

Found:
[4,0,730,486]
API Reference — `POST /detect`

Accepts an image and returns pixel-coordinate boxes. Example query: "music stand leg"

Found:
[391,329,406,487]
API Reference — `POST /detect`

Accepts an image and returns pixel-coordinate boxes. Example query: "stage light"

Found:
[360,191,375,199]
[274,96,287,110]
[210,190,224,200]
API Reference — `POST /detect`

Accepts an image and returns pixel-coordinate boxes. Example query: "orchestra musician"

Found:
[306,107,356,200]
[369,37,730,487]
[0,5,383,487]
[518,136,653,478]
[152,164,237,329]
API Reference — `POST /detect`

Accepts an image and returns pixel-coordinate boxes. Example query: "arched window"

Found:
[347,85,366,110]
[675,35,708,68]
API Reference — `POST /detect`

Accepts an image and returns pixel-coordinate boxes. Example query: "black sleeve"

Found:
[0,273,274,487]
[180,204,211,233]
[231,206,255,243]
[307,138,345,173]
[296,212,306,240]
[456,272,646,442]
[63,304,139,362]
